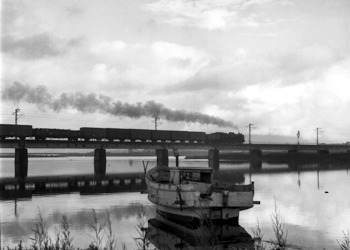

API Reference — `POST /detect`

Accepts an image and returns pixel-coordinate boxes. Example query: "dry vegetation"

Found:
[3,204,349,250]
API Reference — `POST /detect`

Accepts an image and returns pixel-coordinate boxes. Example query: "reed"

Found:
[29,209,51,250]
[251,219,266,250]
[269,198,288,250]
[88,209,105,249]
[132,205,152,250]
[337,231,350,250]
[105,209,117,250]
[60,215,74,250]
[4,205,349,250]
[5,208,121,250]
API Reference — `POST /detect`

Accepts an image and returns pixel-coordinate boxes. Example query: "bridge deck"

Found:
[1,139,350,151]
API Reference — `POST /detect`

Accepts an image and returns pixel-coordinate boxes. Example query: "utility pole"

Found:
[247,123,255,144]
[297,130,300,145]
[154,116,160,130]
[315,127,322,145]
[13,108,23,125]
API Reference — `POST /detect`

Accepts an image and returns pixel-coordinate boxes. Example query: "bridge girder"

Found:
[1,140,350,151]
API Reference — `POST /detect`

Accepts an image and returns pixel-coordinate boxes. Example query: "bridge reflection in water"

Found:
[0,173,146,200]
[146,214,254,250]
[1,160,348,200]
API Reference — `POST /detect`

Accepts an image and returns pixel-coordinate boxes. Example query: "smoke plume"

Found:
[2,82,236,128]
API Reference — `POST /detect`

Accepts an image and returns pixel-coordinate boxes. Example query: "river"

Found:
[0,152,349,249]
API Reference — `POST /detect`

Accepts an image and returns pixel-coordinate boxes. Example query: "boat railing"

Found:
[211,182,254,192]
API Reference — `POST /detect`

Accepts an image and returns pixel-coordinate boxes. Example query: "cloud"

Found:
[168,55,275,93]
[65,6,84,17]
[1,0,23,34]
[166,42,345,95]
[276,44,344,85]
[2,82,236,128]
[145,0,284,30]
[234,57,350,141]
[89,40,210,90]
[1,33,83,60]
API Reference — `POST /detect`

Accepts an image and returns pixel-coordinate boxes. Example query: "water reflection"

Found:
[2,161,349,200]
[1,193,154,247]
[285,162,349,190]
[147,214,254,250]
[1,157,350,249]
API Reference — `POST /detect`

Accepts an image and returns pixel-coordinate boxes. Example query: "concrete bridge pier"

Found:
[208,149,220,169]
[318,149,329,155]
[94,148,106,175]
[250,149,262,159]
[15,148,28,178]
[250,149,262,170]
[156,149,169,166]
[250,160,262,170]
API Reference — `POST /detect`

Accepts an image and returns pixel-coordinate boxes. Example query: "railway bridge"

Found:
[1,139,350,178]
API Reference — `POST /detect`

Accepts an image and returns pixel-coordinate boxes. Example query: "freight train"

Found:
[0,124,244,144]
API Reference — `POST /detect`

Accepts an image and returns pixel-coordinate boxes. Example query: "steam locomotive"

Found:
[0,124,244,144]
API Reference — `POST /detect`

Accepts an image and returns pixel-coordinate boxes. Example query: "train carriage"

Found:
[68,130,81,141]
[189,131,206,143]
[207,132,245,144]
[0,124,33,140]
[151,130,172,142]
[130,129,152,142]
[0,123,245,144]
[106,128,131,142]
[170,131,189,143]
[33,128,79,141]
[80,127,107,141]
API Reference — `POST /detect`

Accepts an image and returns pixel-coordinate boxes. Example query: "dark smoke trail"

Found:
[2,82,236,128]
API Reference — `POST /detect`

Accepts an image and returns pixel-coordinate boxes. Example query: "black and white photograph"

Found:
[1,0,350,249]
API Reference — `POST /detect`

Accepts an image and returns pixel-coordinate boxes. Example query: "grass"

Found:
[3,204,349,250]
[5,209,124,250]
[269,198,288,250]
[252,219,266,250]
[251,198,291,250]
[132,205,152,250]
[337,231,350,250]
[250,198,349,250]
[60,215,74,250]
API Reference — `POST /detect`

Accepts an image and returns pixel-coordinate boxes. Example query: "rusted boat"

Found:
[145,165,256,226]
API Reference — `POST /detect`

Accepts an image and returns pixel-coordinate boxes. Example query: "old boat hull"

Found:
[147,214,254,249]
[155,205,241,228]
[146,166,254,225]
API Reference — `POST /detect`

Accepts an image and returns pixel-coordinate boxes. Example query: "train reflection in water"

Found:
[146,214,254,250]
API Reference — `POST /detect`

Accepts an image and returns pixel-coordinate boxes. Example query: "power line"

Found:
[12,108,24,125]
[154,116,161,130]
[315,127,322,145]
[247,123,256,144]
[297,130,301,145]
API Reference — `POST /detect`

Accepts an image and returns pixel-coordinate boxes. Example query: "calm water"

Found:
[0,153,350,249]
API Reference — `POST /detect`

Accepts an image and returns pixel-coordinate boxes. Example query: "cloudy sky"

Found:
[1,0,350,143]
